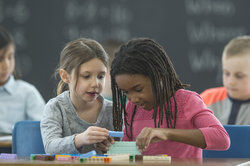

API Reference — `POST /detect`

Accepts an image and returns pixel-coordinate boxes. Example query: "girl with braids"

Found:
[41,38,114,154]
[110,38,230,158]
[0,26,45,135]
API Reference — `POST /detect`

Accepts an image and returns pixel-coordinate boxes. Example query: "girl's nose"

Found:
[227,76,236,86]
[91,78,99,87]
[126,93,139,104]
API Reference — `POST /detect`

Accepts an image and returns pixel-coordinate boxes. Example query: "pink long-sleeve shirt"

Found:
[122,89,230,158]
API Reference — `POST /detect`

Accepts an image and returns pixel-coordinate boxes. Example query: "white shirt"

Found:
[0,75,45,134]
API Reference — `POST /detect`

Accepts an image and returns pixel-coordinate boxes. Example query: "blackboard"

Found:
[1,0,249,102]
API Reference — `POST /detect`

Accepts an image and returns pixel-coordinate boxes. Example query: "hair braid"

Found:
[111,38,189,138]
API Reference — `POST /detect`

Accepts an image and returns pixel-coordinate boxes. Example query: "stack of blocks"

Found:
[107,141,141,155]
[0,153,17,160]
[3,131,171,163]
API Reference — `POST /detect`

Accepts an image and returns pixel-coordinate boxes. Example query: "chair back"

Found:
[203,125,250,158]
[12,120,45,156]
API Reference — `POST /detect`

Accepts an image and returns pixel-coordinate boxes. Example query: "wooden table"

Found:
[0,141,12,148]
[0,135,12,148]
[0,158,249,166]
[0,141,12,153]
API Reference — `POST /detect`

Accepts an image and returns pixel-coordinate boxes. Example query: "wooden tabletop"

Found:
[0,141,12,148]
[0,158,249,166]
[0,135,12,148]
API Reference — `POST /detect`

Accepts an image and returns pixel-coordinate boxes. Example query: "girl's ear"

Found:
[59,69,70,83]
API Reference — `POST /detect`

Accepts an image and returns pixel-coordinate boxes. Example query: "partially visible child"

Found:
[101,39,123,101]
[0,26,45,135]
[41,38,114,154]
[110,38,230,158]
[201,36,250,125]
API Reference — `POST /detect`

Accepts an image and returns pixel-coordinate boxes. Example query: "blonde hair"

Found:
[223,35,250,59]
[55,38,108,95]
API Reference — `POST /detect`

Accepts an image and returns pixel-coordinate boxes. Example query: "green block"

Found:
[107,141,141,155]
[109,147,138,151]
[111,141,137,147]
[129,155,134,162]
[30,155,35,160]
[80,158,86,163]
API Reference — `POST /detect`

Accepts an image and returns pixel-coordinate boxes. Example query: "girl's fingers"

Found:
[136,128,152,151]
[88,131,109,137]
[145,135,152,149]
[89,126,109,133]
[93,135,107,141]
[141,137,150,151]
[96,142,106,149]
[96,142,110,152]
[108,136,115,144]
[143,129,151,148]
[101,139,110,146]
[89,139,105,144]
[136,136,146,151]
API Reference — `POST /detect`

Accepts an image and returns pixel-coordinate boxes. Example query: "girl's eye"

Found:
[82,75,90,79]
[223,71,230,77]
[135,88,142,92]
[8,54,14,60]
[98,75,105,79]
[235,74,244,79]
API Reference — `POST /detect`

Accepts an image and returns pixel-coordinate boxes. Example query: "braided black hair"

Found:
[110,38,188,139]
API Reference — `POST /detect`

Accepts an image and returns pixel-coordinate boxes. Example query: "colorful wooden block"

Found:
[107,141,141,155]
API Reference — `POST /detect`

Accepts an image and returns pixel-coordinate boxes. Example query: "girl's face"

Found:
[222,54,250,100]
[0,44,15,86]
[66,58,107,105]
[115,74,154,110]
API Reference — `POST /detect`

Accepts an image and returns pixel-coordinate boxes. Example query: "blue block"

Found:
[79,150,97,158]
[108,131,124,138]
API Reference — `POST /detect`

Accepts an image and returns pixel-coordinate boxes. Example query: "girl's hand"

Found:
[82,126,109,144]
[74,126,109,148]
[96,136,115,153]
[136,127,168,152]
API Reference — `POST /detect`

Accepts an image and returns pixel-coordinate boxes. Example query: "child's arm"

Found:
[136,92,230,152]
[136,127,206,151]
[41,102,79,154]
[41,100,109,154]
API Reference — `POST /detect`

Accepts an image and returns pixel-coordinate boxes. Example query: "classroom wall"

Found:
[0,0,249,102]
